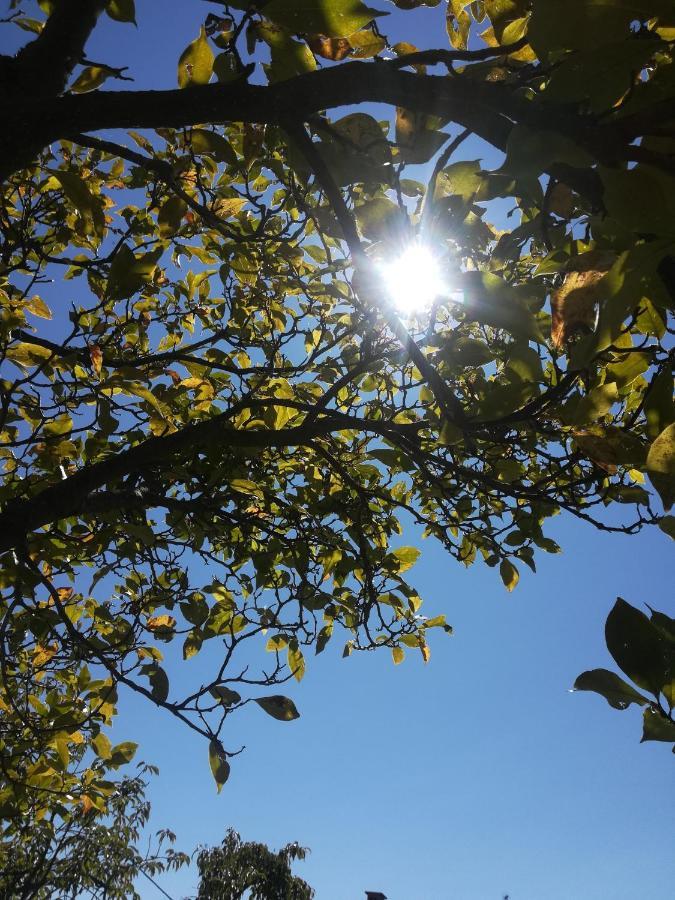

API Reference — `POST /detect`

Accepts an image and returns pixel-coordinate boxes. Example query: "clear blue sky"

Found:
[2,3,673,898]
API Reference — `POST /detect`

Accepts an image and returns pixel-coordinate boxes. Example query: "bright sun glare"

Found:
[379,243,446,314]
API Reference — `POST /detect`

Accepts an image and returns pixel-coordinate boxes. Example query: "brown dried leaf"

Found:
[551,252,614,349]
[89,344,103,376]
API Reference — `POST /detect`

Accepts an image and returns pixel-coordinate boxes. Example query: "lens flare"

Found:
[378,243,446,314]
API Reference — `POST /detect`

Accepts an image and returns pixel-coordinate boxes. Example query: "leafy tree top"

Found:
[0,0,673,806]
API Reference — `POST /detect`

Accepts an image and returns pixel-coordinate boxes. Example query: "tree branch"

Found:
[14,0,108,96]
[0,407,422,554]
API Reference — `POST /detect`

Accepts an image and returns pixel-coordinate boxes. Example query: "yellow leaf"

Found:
[25,295,52,319]
[178,26,214,88]
[147,615,176,632]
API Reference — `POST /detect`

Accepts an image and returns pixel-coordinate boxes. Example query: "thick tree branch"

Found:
[0,407,421,554]
[1,64,516,182]
[14,0,108,96]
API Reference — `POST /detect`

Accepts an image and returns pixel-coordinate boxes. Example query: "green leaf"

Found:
[182,631,203,660]
[356,198,404,242]
[109,741,138,765]
[529,0,674,54]
[106,244,162,302]
[178,26,214,88]
[47,169,105,241]
[605,598,668,697]
[601,165,675,239]
[263,0,387,38]
[644,368,675,440]
[658,516,675,541]
[565,384,619,426]
[141,664,169,703]
[106,0,136,23]
[573,668,649,710]
[647,423,675,510]
[641,707,675,743]
[190,129,238,165]
[208,739,231,792]
[499,559,519,592]
[70,65,115,93]
[435,160,485,204]
[459,271,545,343]
[500,125,593,178]
[92,732,112,759]
[254,695,300,721]
[158,196,187,237]
[209,686,242,706]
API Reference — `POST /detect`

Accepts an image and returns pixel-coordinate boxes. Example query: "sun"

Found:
[378,243,447,314]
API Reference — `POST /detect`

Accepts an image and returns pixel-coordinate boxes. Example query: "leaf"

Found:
[178,26,214,88]
[646,423,675,510]
[190,129,239,165]
[605,598,669,697]
[529,0,674,54]
[70,65,115,93]
[348,28,386,57]
[141,664,169,703]
[183,632,202,660]
[92,732,112,759]
[254,695,300,721]
[257,21,318,82]
[48,169,105,241]
[24,295,52,320]
[158,196,187,237]
[209,686,241,706]
[89,344,103,377]
[356,198,404,242]
[459,271,545,343]
[106,0,136,24]
[262,0,387,38]
[573,668,649,710]
[392,645,405,665]
[644,368,675,440]
[658,516,675,540]
[499,559,519,591]
[572,426,646,469]
[288,642,306,682]
[307,34,353,61]
[392,546,421,572]
[208,739,230,792]
[147,614,176,633]
[641,707,675,743]
[551,255,613,349]
[566,384,619,426]
[435,160,485,204]
[106,244,162,301]
[601,165,675,239]
[109,741,138,765]
[500,125,593,178]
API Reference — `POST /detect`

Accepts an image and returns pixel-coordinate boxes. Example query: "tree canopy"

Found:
[0,0,674,826]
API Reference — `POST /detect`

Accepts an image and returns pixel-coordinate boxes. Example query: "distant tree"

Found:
[0,763,188,899]
[575,600,675,751]
[195,829,313,900]
[0,0,674,806]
